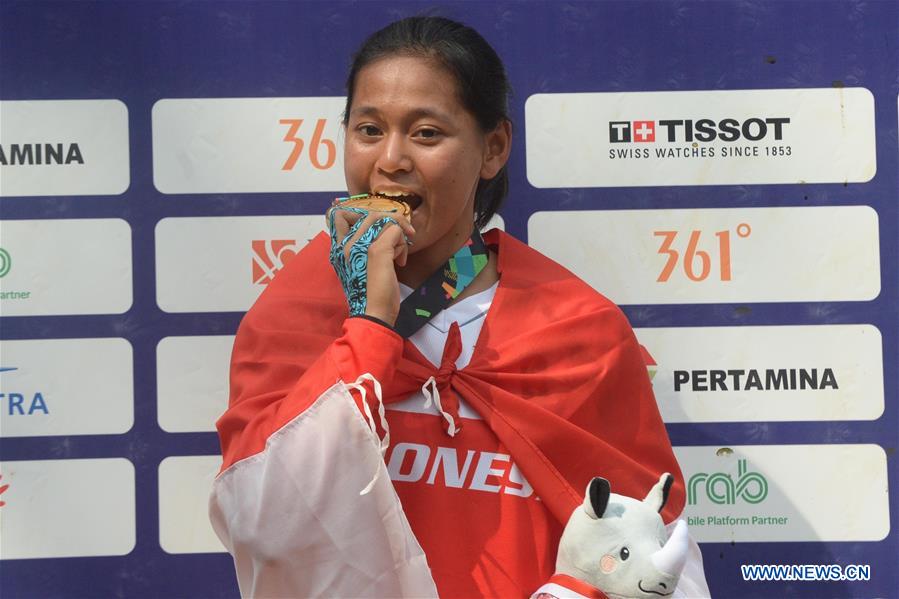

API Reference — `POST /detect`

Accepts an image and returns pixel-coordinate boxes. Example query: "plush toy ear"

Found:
[585,477,611,519]
[643,473,674,513]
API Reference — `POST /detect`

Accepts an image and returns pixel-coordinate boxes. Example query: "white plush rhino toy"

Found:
[531,473,689,599]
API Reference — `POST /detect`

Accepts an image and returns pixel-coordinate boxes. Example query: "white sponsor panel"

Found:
[152,97,346,194]
[483,213,505,232]
[0,458,135,559]
[0,100,129,196]
[153,214,501,313]
[0,218,133,316]
[528,206,879,304]
[676,444,888,542]
[155,215,323,312]
[0,338,134,437]
[637,325,883,423]
[158,456,226,554]
[525,88,875,187]
[157,335,233,433]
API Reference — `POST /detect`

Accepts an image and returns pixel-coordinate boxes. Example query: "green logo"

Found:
[687,459,768,505]
[0,248,10,278]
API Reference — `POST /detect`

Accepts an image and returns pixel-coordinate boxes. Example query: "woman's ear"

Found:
[480,120,512,180]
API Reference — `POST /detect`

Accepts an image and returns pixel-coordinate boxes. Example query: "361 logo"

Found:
[688,459,768,505]
[279,118,336,171]
[0,247,11,277]
[252,240,301,285]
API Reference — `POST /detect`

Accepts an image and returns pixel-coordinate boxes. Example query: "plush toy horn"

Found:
[651,519,689,577]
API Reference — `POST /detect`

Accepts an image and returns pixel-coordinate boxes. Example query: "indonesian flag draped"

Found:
[210,229,684,597]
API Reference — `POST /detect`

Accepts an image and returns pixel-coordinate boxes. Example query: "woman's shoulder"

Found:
[490,228,625,313]
[239,232,345,335]
[484,228,636,343]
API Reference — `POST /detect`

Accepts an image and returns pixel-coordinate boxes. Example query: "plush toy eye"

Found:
[619,547,630,561]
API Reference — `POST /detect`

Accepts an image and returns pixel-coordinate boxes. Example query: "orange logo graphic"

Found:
[279,118,336,171]
[252,240,301,285]
[639,344,658,382]
[654,223,751,283]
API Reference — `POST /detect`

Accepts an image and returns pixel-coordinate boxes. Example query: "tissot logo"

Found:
[252,239,301,285]
[527,88,875,187]
[609,121,656,143]
[609,117,790,143]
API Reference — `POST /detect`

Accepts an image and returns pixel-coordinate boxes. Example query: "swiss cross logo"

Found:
[609,120,656,143]
[632,120,655,142]
[252,240,301,285]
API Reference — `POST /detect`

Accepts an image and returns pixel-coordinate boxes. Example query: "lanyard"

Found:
[394,229,489,338]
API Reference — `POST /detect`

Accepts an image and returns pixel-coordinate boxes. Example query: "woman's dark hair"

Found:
[344,16,511,230]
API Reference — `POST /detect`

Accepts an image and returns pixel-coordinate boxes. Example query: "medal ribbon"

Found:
[394,230,489,337]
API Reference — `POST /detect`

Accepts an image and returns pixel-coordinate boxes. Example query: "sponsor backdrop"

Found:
[0,1,896,597]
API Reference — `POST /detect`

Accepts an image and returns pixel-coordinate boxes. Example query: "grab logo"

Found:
[0,248,11,277]
[252,240,301,285]
[687,459,768,505]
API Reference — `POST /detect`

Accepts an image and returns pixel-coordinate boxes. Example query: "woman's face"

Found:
[344,54,508,265]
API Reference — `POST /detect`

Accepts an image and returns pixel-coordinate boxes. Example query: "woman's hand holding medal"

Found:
[327,193,416,326]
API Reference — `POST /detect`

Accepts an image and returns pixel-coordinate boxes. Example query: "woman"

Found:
[211,16,709,598]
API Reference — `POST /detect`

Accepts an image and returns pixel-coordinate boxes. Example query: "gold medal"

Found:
[332,193,412,218]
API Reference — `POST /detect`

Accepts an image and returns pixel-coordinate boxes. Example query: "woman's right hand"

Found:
[327,205,415,326]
